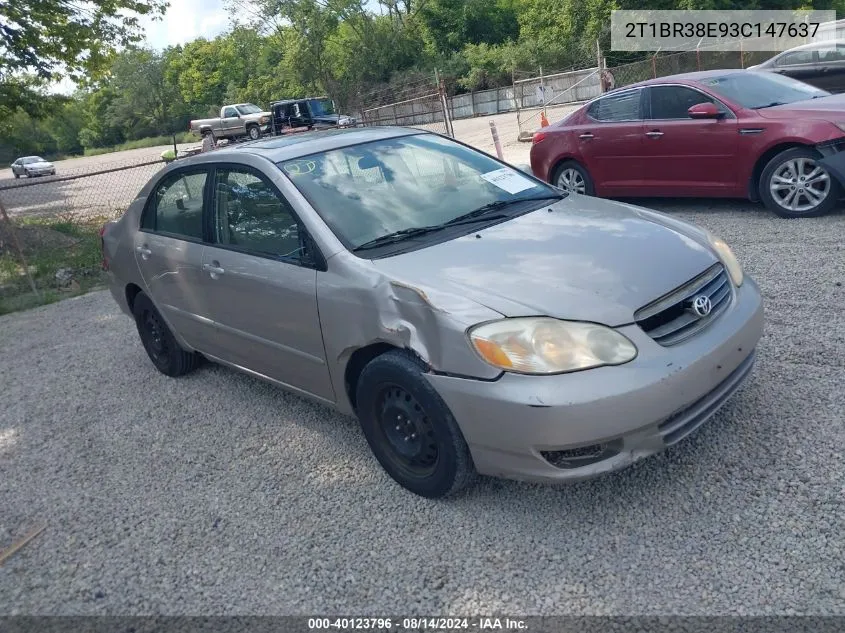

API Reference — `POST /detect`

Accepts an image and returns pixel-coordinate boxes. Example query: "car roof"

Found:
[774,39,845,52]
[270,96,329,106]
[190,127,424,164]
[611,69,748,91]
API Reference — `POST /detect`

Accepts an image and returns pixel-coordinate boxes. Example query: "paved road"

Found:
[0,109,570,220]
[1,199,844,615]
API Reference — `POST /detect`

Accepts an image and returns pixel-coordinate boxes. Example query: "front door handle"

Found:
[202,263,225,278]
[135,245,152,259]
[579,132,595,139]
[645,130,664,138]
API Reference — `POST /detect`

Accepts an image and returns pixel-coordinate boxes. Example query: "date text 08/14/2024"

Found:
[307,618,529,631]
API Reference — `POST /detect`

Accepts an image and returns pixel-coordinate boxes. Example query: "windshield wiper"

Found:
[352,194,564,253]
[754,101,786,109]
[443,194,565,227]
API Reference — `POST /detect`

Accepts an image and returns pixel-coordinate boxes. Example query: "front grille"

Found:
[635,264,732,346]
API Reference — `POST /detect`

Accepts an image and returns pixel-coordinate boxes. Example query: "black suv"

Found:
[269,97,356,134]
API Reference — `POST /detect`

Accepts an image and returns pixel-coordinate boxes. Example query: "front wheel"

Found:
[759,148,839,218]
[14,173,19,179]
[355,350,476,498]
[132,292,201,377]
[551,160,595,196]
[247,125,260,140]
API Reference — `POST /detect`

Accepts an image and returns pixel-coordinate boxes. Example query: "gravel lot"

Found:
[1,196,844,615]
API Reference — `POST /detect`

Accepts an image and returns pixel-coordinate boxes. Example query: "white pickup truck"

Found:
[189,103,272,141]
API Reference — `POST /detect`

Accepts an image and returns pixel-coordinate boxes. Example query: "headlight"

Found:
[468,317,637,375]
[834,122,845,133]
[705,232,743,287]
[260,115,270,123]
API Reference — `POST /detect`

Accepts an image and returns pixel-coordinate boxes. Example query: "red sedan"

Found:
[529,70,845,217]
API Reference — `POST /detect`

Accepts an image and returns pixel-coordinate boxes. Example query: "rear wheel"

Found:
[551,160,595,195]
[355,350,476,498]
[759,147,839,218]
[132,292,201,377]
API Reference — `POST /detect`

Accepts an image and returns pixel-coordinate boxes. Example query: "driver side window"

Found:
[223,107,238,118]
[212,167,303,262]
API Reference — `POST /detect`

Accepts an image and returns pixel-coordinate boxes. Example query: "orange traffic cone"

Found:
[540,111,550,127]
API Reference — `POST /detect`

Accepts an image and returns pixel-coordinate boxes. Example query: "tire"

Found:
[759,147,840,218]
[132,292,201,377]
[14,173,19,179]
[355,350,476,498]
[551,159,595,196]
[247,125,260,140]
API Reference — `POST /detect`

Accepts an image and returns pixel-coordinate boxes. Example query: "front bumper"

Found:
[425,278,764,483]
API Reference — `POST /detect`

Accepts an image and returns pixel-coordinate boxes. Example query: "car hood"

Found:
[371,195,720,327]
[756,93,845,120]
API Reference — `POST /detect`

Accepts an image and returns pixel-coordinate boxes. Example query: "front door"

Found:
[575,88,645,195]
[197,164,334,402]
[638,85,740,196]
[133,168,217,350]
[221,106,241,135]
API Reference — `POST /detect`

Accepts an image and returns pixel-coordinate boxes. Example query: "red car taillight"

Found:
[532,131,547,145]
[99,225,109,271]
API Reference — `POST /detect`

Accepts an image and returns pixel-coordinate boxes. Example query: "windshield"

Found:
[21,157,44,164]
[236,104,262,115]
[278,133,556,252]
[701,72,829,108]
[307,98,336,117]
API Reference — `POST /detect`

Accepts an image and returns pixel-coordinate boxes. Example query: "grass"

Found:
[81,132,196,157]
[0,212,117,316]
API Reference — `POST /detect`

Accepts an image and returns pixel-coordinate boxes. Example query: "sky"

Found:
[140,0,231,50]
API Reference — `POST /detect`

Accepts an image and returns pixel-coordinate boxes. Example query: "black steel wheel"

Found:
[132,292,201,377]
[356,350,476,498]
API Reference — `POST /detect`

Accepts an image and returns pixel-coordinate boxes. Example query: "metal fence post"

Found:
[489,120,504,160]
[0,193,39,299]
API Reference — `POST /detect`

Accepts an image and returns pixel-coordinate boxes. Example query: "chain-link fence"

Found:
[0,155,172,314]
[358,74,454,137]
[606,48,775,90]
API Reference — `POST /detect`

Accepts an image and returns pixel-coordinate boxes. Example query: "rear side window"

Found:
[142,170,208,240]
[777,50,815,66]
[588,90,642,121]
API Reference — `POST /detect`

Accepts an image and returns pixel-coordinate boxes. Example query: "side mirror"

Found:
[688,102,723,119]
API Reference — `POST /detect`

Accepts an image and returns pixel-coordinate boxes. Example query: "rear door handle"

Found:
[578,133,595,139]
[645,130,664,138]
[135,245,152,259]
[202,263,225,277]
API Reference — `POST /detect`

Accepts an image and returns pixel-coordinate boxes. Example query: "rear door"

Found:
[814,45,845,93]
[576,88,645,195]
[771,49,821,86]
[133,168,217,350]
[196,164,334,401]
[637,85,739,196]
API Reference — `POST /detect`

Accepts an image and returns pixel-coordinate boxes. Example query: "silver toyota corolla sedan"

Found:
[102,127,764,498]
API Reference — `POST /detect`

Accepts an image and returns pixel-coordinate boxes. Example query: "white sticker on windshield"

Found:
[480,168,536,194]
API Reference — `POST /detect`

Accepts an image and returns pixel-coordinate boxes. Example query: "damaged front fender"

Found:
[319,254,506,415]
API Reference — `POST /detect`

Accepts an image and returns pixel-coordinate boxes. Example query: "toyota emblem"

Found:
[691,295,712,318]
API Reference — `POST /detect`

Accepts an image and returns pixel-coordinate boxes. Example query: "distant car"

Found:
[101,127,762,498]
[11,156,56,178]
[749,41,845,93]
[530,69,845,218]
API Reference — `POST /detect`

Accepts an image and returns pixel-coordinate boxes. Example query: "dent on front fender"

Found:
[317,255,505,413]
